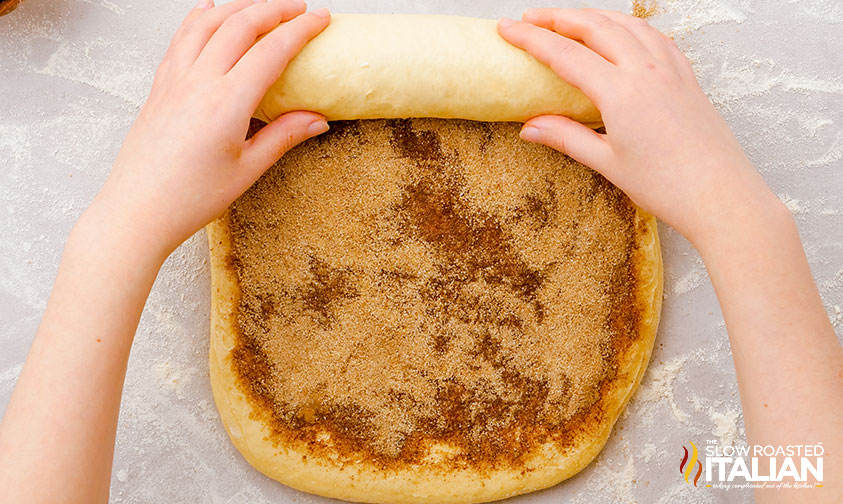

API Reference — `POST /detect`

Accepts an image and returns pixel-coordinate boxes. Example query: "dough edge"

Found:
[205,206,662,504]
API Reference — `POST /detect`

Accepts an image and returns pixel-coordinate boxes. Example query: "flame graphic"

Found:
[679,441,703,487]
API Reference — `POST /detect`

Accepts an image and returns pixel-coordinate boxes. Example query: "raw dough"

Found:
[256,14,601,125]
[209,14,656,504]
[208,119,661,504]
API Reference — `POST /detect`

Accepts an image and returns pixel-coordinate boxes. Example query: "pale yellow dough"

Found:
[256,14,601,125]
[209,14,659,504]
[208,210,661,504]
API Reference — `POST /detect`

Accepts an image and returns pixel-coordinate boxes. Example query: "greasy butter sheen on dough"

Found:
[207,119,662,504]
[255,14,601,125]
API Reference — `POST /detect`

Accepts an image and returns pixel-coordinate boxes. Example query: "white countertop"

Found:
[1,0,841,502]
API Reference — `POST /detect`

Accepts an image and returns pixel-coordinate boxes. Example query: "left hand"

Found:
[94,0,331,257]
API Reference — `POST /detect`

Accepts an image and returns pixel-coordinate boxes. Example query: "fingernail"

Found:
[520,126,541,143]
[195,0,211,8]
[312,7,330,18]
[498,17,515,27]
[307,119,329,136]
[523,8,536,17]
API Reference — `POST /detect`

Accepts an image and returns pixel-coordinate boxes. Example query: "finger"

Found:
[497,18,613,104]
[595,11,667,55]
[241,111,328,176]
[165,0,268,71]
[520,115,612,170]
[227,9,330,109]
[155,0,216,83]
[195,0,308,74]
[183,0,212,26]
[597,10,697,82]
[593,10,683,69]
[522,8,649,66]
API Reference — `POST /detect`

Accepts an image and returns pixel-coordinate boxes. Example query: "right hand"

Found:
[498,8,782,246]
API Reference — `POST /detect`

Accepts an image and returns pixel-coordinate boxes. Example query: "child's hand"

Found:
[498,8,780,246]
[501,14,843,502]
[95,0,330,257]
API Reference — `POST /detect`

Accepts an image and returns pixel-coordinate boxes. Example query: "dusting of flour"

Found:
[0,0,841,503]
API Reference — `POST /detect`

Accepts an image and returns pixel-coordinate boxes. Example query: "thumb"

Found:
[242,111,329,175]
[520,115,611,171]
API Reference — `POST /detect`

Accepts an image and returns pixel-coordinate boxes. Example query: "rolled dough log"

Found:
[255,14,601,125]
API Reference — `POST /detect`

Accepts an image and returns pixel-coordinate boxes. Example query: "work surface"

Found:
[1,0,842,503]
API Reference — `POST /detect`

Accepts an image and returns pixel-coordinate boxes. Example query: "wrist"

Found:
[70,198,171,276]
[87,175,186,254]
[679,156,789,253]
[691,192,795,264]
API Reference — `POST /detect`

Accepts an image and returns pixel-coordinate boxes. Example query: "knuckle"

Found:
[552,134,568,154]
[259,34,292,56]
[222,12,257,31]
[586,15,617,35]
[552,36,578,55]
[179,19,207,38]
[279,131,297,154]
[592,14,615,28]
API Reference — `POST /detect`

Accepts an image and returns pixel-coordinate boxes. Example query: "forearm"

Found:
[0,200,167,503]
[1,3,329,500]
[695,188,843,500]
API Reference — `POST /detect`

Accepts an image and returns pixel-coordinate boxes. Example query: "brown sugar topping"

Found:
[227,119,643,471]
[631,0,658,18]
